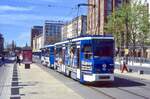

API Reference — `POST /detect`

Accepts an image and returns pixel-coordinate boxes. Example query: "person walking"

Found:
[1,55,5,66]
[121,58,128,73]
[16,55,21,66]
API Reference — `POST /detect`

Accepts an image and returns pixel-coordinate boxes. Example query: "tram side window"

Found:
[93,39,114,58]
[41,50,45,56]
[82,45,92,59]
[45,49,50,57]
[55,48,60,57]
[94,46,113,57]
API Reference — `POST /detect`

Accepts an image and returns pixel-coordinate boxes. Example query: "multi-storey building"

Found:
[43,20,64,45]
[31,26,43,49]
[61,15,87,40]
[32,34,43,52]
[87,0,129,35]
[0,33,4,54]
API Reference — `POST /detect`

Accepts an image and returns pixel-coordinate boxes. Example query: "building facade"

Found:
[43,20,64,45]
[61,15,87,40]
[32,34,43,52]
[31,26,43,49]
[0,33,4,54]
[87,0,128,35]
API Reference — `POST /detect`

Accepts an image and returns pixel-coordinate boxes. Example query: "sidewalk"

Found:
[0,63,13,99]
[115,61,150,68]
[114,69,150,81]
[18,63,84,99]
[115,60,150,75]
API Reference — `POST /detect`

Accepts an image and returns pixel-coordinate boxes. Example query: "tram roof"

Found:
[40,44,54,49]
[72,36,114,42]
[54,41,69,46]
[42,35,114,47]
[45,45,54,48]
[54,35,114,46]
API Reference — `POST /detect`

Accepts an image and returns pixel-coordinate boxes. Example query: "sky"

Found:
[0,0,87,47]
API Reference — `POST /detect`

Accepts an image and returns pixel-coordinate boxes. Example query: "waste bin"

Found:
[25,64,30,69]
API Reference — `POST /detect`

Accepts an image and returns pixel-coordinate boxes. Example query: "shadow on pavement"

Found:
[19,81,40,87]
[10,64,21,99]
[85,77,146,88]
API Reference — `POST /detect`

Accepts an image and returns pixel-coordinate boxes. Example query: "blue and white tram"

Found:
[32,51,41,62]
[43,35,115,83]
[40,45,50,67]
[40,45,55,68]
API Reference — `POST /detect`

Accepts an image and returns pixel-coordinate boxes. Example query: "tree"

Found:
[105,2,131,57]
[105,0,150,58]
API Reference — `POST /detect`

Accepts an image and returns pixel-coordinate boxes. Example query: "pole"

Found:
[76,3,96,37]
[76,6,79,37]
[76,3,95,83]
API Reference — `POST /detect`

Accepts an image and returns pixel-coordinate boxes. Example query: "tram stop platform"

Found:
[114,69,150,81]
[11,63,84,99]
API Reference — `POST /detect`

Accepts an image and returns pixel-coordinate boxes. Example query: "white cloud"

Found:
[18,32,30,40]
[16,33,30,47]
[0,5,34,12]
[0,13,72,26]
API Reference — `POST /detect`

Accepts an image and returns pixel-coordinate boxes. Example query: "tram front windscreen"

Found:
[92,39,114,58]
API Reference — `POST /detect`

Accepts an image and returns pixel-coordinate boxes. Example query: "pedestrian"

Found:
[16,55,21,66]
[121,60,128,73]
[1,55,5,66]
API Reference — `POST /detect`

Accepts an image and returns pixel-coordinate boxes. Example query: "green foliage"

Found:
[105,0,150,49]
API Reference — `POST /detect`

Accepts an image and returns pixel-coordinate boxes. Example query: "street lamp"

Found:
[76,3,95,37]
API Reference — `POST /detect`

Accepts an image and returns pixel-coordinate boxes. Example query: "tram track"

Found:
[114,77,150,99]
[115,74,150,91]
[117,87,149,99]
[115,74,150,85]
[140,86,150,91]
[88,87,116,99]
[88,86,150,99]
[86,76,150,99]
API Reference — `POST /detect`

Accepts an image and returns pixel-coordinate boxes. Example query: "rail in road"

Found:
[86,76,150,99]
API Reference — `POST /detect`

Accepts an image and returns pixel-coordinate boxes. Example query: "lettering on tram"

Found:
[36,35,115,83]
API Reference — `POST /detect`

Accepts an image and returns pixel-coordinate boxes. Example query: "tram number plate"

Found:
[99,76,110,79]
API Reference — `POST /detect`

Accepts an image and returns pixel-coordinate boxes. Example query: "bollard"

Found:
[129,68,132,72]
[138,70,144,75]
[25,64,30,69]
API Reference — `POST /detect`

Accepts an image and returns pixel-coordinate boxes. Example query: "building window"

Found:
[116,0,122,8]
[106,0,112,16]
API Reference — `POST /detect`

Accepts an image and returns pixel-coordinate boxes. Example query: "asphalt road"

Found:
[37,63,150,99]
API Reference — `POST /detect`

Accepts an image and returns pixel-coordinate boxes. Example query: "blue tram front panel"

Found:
[80,39,114,82]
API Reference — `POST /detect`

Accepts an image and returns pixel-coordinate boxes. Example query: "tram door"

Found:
[77,48,80,68]
[77,47,81,79]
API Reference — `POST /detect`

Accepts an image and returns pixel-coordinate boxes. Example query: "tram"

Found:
[40,45,51,66]
[32,51,41,63]
[41,35,115,83]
